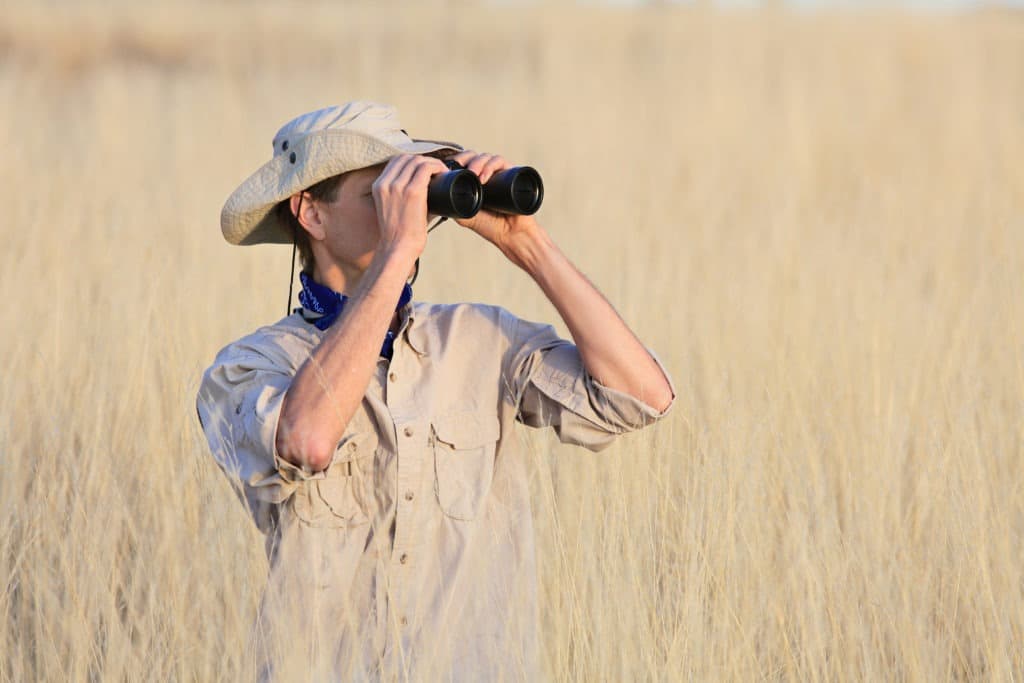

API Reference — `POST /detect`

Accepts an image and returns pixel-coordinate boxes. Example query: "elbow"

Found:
[650,384,675,414]
[642,362,675,414]
[275,414,334,473]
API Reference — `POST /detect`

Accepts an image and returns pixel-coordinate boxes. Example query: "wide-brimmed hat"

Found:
[220,101,462,246]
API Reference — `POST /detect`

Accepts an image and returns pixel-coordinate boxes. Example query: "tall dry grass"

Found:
[1,1,1023,680]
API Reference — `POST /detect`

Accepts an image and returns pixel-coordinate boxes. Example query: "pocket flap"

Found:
[331,431,377,469]
[433,412,500,449]
[291,431,375,527]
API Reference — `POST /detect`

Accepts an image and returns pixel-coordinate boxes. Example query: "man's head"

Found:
[275,163,391,281]
[220,102,460,249]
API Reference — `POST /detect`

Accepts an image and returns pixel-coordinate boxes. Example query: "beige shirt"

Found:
[197,301,673,681]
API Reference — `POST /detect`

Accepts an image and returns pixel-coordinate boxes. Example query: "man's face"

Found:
[314,164,386,275]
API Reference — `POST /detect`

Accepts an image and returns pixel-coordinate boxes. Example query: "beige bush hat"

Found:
[220,101,462,245]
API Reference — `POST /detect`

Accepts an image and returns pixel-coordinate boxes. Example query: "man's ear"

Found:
[290,192,326,241]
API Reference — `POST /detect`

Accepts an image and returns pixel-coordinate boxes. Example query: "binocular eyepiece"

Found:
[426,160,544,219]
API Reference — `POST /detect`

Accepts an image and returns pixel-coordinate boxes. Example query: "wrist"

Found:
[374,240,421,275]
[504,221,558,275]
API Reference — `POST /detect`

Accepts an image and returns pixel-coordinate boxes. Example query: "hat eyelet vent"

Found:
[282,140,289,151]
[289,152,296,163]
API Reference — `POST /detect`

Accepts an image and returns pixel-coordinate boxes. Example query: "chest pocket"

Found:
[432,412,501,521]
[291,432,375,528]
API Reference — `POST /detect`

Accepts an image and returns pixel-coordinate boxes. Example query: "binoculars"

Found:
[426,160,544,219]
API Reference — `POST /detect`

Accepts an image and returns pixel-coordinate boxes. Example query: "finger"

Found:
[380,155,446,192]
[475,154,510,184]
[450,151,493,176]
[449,150,477,167]
[373,154,415,195]
[388,155,426,191]
[461,153,494,178]
[416,155,450,176]
[461,153,510,184]
[406,158,446,197]
[384,153,417,177]
[395,157,448,202]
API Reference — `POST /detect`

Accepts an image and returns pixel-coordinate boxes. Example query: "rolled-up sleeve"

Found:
[504,313,675,452]
[196,342,324,531]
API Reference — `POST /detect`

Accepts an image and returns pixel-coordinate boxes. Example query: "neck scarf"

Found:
[297,271,413,360]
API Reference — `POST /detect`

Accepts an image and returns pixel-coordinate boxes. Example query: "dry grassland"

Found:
[1,1,1023,680]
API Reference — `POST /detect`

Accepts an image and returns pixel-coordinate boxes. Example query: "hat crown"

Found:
[222,101,459,246]
[270,101,407,157]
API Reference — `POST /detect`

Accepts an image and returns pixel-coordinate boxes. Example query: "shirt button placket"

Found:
[388,347,425,646]
[382,352,417,655]
[393,420,421,630]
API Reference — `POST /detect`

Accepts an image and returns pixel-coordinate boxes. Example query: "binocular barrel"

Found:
[426,167,482,219]
[482,166,544,216]
[426,162,544,219]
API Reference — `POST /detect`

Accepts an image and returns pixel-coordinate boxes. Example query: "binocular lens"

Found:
[426,168,483,219]
[425,161,544,219]
[482,166,544,216]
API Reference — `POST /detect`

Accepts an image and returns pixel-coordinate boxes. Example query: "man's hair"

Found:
[273,173,347,273]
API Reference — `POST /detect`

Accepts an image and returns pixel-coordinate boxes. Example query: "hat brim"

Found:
[221,129,461,246]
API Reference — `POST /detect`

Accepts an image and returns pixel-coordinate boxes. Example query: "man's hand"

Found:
[449,151,545,271]
[373,154,449,261]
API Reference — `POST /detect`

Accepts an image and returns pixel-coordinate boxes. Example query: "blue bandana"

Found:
[297,271,413,360]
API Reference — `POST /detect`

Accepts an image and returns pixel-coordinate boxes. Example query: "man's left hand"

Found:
[448,150,544,270]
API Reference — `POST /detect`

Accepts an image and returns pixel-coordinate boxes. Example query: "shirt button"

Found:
[399,553,408,564]
[403,426,414,438]
[347,441,357,453]
[389,371,397,382]
[404,490,415,502]
[400,616,408,627]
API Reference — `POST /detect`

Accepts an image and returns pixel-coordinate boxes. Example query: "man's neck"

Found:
[307,263,401,334]
[312,262,362,296]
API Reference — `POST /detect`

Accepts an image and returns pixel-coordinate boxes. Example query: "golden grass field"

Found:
[2,1,1023,680]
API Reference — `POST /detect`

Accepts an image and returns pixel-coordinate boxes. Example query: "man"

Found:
[197,101,674,681]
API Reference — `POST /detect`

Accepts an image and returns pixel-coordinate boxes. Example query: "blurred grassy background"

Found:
[1,1,1023,680]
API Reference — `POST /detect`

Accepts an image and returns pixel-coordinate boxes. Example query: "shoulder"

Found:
[203,314,320,382]
[408,301,565,363]
[411,300,514,328]
[410,300,531,339]
[407,301,525,357]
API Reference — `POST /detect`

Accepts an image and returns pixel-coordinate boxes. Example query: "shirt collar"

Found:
[297,301,428,356]
[401,303,429,356]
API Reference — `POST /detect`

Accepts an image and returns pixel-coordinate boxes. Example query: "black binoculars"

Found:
[426,160,544,219]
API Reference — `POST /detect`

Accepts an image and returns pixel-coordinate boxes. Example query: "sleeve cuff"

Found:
[588,347,675,429]
[268,388,328,484]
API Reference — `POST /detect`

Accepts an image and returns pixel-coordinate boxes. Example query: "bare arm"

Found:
[275,250,414,471]
[512,227,674,412]
[452,152,675,413]
[275,155,445,472]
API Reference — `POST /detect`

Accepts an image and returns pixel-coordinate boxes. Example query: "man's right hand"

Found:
[372,154,448,262]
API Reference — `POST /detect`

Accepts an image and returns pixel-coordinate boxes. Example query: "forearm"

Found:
[276,249,414,470]
[511,224,674,412]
